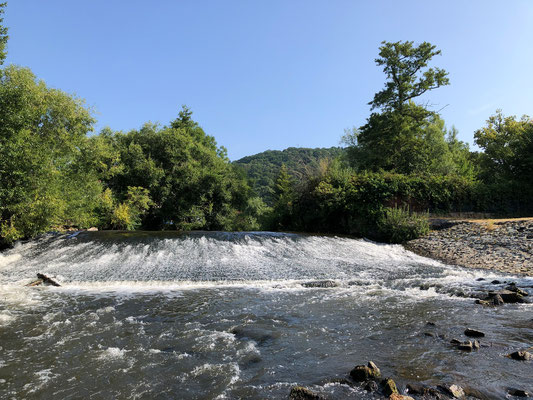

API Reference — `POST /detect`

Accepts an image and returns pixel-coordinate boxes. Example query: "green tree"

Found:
[0,66,99,244]
[474,110,533,183]
[369,40,449,114]
[100,106,252,231]
[344,41,463,175]
[0,2,8,65]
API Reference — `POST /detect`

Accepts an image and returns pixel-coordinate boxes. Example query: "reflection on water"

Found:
[0,232,531,399]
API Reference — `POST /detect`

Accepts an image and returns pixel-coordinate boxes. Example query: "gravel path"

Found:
[405,219,533,276]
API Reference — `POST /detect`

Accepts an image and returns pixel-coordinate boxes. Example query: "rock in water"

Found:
[457,341,474,351]
[363,380,378,392]
[36,273,61,287]
[26,273,60,287]
[438,384,466,398]
[389,394,415,400]
[491,290,525,303]
[350,361,381,381]
[288,386,325,400]
[383,379,399,396]
[301,280,338,288]
[508,388,530,397]
[508,351,532,361]
[464,328,485,337]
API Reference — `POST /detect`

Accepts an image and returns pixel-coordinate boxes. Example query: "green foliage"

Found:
[474,110,533,184]
[377,207,429,243]
[98,106,252,231]
[267,164,295,230]
[0,66,100,244]
[0,2,8,65]
[343,41,467,176]
[234,147,344,204]
[370,40,449,114]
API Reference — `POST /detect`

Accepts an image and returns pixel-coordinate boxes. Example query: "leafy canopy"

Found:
[370,40,449,114]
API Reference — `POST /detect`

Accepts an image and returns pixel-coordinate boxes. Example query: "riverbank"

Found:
[405,218,533,276]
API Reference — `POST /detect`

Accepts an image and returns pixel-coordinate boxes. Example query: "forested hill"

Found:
[233,147,344,204]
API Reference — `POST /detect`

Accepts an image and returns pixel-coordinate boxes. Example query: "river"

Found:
[0,231,531,399]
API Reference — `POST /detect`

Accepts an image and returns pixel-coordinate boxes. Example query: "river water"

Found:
[0,231,531,399]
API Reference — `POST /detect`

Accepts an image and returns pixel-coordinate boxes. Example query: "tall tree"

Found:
[345,40,460,175]
[370,40,449,115]
[0,2,7,65]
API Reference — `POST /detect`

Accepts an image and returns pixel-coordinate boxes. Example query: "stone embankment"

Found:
[405,219,533,276]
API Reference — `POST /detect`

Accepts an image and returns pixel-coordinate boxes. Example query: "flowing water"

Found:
[0,231,531,399]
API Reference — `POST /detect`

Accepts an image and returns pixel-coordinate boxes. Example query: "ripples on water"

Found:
[0,231,531,399]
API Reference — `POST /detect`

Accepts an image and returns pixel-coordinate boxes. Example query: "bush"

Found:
[377,207,429,243]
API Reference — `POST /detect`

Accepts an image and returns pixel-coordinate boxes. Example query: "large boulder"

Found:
[490,290,525,304]
[350,361,381,381]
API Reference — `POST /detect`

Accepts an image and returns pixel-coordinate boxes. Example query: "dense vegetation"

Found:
[0,3,532,246]
[234,147,344,205]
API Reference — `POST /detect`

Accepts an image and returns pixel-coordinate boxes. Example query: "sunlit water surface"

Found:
[0,231,531,399]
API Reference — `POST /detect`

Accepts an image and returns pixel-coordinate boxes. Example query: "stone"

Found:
[464,328,485,337]
[424,332,436,337]
[405,383,426,394]
[491,280,501,284]
[301,280,338,288]
[491,290,525,304]
[28,273,61,287]
[389,394,415,400]
[508,388,530,397]
[87,227,98,231]
[350,361,381,381]
[505,283,529,297]
[363,380,378,392]
[472,340,480,350]
[450,338,461,345]
[491,294,504,305]
[438,384,466,398]
[382,378,399,396]
[288,386,325,400]
[457,341,473,351]
[508,351,532,361]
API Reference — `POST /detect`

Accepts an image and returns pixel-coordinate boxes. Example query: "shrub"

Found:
[376,207,429,243]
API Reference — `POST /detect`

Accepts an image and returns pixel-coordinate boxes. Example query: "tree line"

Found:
[1,2,532,246]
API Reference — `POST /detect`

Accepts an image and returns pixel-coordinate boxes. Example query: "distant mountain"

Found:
[233,147,345,204]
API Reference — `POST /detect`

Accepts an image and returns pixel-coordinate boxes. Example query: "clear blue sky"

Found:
[4,1,533,160]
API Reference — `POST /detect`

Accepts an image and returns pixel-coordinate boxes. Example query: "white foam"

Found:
[98,347,128,360]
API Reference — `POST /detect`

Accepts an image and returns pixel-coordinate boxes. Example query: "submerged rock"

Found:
[464,328,485,337]
[508,351,532,361]
[301,280,338,288]
[350,361,381,381]
[288,386,325,400]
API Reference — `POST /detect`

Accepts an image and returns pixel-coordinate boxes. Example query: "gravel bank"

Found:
[405,219,533,276]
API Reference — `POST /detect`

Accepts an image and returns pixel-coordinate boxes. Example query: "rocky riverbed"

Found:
[405,219,533,276]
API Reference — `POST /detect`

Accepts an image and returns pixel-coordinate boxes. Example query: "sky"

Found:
[4,1,533,160]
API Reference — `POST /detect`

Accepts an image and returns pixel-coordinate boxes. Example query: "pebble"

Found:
[405,220,533,276]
